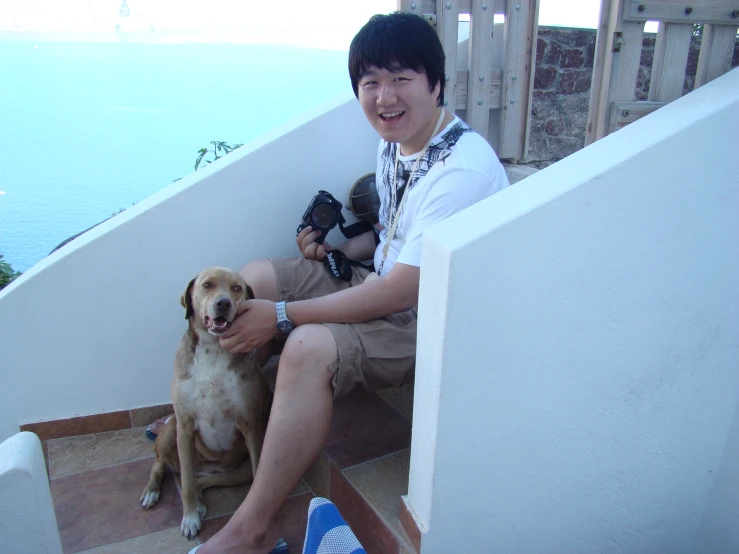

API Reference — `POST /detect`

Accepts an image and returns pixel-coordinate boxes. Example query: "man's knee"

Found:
[279,325,338,381]
[240,259,279,301]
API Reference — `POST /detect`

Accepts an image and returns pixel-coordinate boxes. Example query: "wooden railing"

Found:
[398,0,539,161]
[586,0,739,145]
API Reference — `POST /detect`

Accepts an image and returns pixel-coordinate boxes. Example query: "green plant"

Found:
[0,254,21,291]
[194,141,244,171]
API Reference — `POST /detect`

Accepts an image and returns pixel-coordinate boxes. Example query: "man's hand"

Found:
[296,225,332,261]
[219,299,278,353]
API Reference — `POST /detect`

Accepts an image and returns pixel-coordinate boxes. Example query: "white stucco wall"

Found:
[0,93,378,442]
[411,67,739,553]
[0,432,63,553]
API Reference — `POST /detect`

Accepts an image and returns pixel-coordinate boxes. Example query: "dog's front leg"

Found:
[177,418,205,540]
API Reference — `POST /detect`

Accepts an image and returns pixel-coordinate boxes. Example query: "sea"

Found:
[0,39,351,273]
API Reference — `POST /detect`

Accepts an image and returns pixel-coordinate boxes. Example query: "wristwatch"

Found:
[275,301,295,335]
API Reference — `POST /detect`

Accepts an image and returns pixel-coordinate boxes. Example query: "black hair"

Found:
[348,12,446,107]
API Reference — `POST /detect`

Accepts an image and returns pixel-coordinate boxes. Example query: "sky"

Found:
[0,0,657,48]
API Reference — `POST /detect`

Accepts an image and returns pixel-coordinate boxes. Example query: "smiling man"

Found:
[192,11,509,554]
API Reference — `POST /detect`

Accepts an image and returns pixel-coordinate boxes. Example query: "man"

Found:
[191,11,509,554]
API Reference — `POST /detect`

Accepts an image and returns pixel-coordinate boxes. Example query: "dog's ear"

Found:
[180,277,196,320]
[245,283,255,300]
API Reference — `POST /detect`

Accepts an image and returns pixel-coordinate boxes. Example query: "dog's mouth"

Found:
[204,315,231,336]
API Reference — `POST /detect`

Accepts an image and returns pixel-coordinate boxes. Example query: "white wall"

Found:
[0,93,378,442]
[0,432,63,553]
[410,67,739,553]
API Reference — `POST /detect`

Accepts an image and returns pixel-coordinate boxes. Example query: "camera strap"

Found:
[323,249,371,281]
[338,217,373,240]
[376,109,446,276]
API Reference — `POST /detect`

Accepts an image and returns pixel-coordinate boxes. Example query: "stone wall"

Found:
[526,26,739,164]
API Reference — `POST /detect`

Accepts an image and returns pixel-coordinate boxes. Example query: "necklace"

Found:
[377,109,447,276]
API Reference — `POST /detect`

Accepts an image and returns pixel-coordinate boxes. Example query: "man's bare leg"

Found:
[197,322,338,554]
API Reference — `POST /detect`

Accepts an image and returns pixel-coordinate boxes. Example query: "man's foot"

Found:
[189,541,287,554]
[145,415,173,440]
[196,520,283,554]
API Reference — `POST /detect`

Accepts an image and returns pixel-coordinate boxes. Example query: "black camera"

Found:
[296,190,344,245]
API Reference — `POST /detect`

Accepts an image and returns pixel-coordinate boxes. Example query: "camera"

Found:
[296,190,344,245]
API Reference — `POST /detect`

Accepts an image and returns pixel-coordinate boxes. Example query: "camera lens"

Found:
[311,202,338,228]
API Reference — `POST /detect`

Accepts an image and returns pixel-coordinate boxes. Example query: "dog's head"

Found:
[181,267,255,336]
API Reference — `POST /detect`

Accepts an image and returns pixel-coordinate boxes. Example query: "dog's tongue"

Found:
[205,316,228,330]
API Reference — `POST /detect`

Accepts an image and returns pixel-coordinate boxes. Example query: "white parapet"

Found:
[410,67,739,552]
[0,92,378,443]
[0,432,63,554]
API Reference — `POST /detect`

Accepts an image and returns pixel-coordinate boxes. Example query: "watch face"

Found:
[277,320,294,334]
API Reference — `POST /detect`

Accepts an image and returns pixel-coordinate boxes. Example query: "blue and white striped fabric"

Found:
[302,497,366,554]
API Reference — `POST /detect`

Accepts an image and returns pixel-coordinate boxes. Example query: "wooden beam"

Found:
[585,0,618,146]
[466,0,495,137]
[499,0,538,160]
[607,101,666,134]
[398,0,437,14]
[458,0,507,14]
[623,0,739,26]
[439,0,461,111]
[587,0,645,144]
[455,69,503,109]
[648,23,693,102]
[695,23,739,88]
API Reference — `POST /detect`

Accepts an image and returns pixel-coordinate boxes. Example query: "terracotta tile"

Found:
[173,473,308,521]
[76,527,191,554]
[276,492,313,553]
[48,427,155,479]
[330,462,399,554]
[42,440,51,480]
[130,404,174,428]
[400,543,416,554]
[51,458,182,553]
[303,452,331,499]
[399,495,421,554]
[197,492,313,553]
[326,389,412,469]
[22,411,132,441]
[344,450,410,538]
[376,384,414,423]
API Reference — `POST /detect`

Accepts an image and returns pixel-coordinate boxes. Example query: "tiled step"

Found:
[46,427,313,553]
[263,356,418,553]
[44,356,417,554]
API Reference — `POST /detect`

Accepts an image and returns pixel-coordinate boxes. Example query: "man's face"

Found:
[357,66,441,156]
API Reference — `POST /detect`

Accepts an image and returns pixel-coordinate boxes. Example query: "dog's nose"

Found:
[215,297,232,311]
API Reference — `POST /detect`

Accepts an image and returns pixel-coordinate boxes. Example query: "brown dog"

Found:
[140,267,268,540]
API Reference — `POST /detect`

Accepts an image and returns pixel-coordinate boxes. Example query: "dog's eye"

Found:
[202,282,212,289]
[232,285,243,293]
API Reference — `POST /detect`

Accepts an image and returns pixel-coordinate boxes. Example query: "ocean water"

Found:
[0,40,351,273]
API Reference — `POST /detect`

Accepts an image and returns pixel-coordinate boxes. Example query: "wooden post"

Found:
[648,23,693,102]
[438,0,461,112]
[466,0,495,137]
[398,0,435,14]
[499,0,538,160]
[695,24,739,88]
[585,0,644,144]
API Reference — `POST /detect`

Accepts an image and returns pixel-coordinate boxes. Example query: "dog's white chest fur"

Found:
[178,345,247,452]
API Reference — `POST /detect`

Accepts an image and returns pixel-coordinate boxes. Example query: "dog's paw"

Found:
[181,512,202,540]
[140,488,160,508]
[197,500,207,520]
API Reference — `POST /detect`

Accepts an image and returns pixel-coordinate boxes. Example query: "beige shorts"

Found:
[270,257,417,400]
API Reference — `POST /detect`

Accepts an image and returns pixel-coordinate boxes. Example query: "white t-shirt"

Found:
[373,115,510,275]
